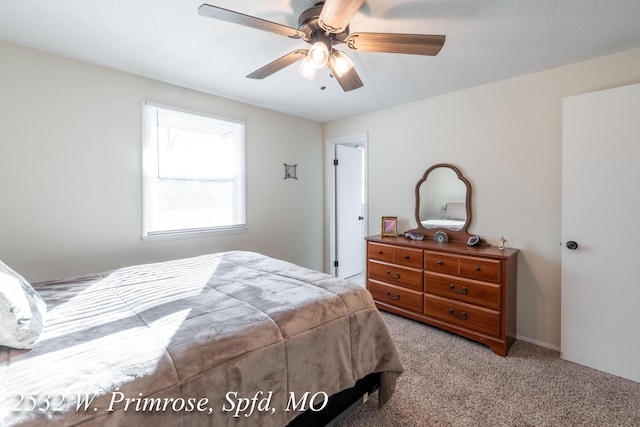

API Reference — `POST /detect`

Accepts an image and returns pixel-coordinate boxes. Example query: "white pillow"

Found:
[0,259,47,350]
[443,202,467,220]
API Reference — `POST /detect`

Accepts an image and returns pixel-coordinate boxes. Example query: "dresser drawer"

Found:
[459,256,501,283]
[424,251,459,275]
[424,294,501,337]
[393,247,423,269]
[368,261,423,291]
[424,273,501,310]
[369,280,423,313]
[368,242,423,268]
[368,242,394,263]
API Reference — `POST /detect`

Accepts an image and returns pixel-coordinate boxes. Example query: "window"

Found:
[141,103,246,240]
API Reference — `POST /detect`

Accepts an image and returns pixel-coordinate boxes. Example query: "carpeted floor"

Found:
[339,312,640,426]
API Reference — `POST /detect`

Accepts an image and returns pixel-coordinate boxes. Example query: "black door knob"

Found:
[566,241,579,250]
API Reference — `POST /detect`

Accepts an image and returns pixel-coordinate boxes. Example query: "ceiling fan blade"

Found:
[343,33,446,56]
[246,50,308,79]
[319,0,364,34]
[327,62,363,92]
[198,4,305,39]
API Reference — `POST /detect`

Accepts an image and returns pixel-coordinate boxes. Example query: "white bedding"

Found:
[421,218,466,229]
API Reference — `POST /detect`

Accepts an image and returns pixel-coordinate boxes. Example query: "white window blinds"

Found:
[141,103,246,240]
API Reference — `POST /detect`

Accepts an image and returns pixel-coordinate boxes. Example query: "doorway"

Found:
[326,133,367,281]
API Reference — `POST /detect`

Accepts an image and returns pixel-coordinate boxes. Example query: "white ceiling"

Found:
[2,0,640,122]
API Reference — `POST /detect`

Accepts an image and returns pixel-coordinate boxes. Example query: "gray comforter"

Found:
[0,251,403,426]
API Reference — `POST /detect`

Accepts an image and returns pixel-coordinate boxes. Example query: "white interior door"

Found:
[561,83,640,382]
[335,144,364,279]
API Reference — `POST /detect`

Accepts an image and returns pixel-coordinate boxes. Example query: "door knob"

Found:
[566,241,579,250]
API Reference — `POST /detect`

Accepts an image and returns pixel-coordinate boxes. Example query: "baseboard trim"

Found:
[516,335,560,352]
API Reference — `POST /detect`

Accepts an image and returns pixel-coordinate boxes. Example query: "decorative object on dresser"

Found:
[404,231,425,241]
[381,216,398,237]
[433,230,449,243]
[467,235,481,246]
[367,164,518,356]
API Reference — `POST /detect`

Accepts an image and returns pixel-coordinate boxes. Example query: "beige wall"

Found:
[0,41,324,282]
[324,47,640,349]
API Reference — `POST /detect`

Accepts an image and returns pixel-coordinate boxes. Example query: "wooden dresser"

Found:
[366,235,518,356]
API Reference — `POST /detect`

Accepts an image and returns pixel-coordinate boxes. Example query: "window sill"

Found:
[141,225,248,243]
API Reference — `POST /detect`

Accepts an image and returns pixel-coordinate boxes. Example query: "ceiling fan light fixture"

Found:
[297,58,319,80]
[329,50,354,78]
[307,40,330,68]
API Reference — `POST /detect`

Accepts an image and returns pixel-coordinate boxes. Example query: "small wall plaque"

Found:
[284,164,297,180]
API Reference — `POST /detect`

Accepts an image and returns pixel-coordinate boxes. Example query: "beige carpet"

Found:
[339,312,640,426]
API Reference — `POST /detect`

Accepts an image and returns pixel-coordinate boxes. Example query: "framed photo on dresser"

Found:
[381,216,398,237]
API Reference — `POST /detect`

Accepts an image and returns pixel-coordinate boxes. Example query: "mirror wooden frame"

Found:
[407,163,476,243]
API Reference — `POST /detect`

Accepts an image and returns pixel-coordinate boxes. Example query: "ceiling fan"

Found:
[198,0,446,91]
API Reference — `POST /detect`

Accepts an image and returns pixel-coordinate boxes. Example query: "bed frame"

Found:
[288,373,380,426]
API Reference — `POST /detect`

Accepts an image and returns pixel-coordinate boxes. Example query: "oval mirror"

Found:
[409,164,474,242]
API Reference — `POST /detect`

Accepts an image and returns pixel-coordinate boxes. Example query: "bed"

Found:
[420,201,467,230]
[0,251,403,426]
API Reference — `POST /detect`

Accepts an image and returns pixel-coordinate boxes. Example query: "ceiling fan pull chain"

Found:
[320,67,327,90]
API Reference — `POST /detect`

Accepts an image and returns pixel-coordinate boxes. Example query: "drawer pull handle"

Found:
[404,255,409,259]
[449,308,468,320]
[437,260,444,265]
[386,291,400,300]
[386,270,400,279]
[377,250,383,254]
[449,284,468,294]
[475,266,481,271]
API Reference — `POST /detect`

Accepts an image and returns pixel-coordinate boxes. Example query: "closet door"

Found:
[561,83,640,382]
